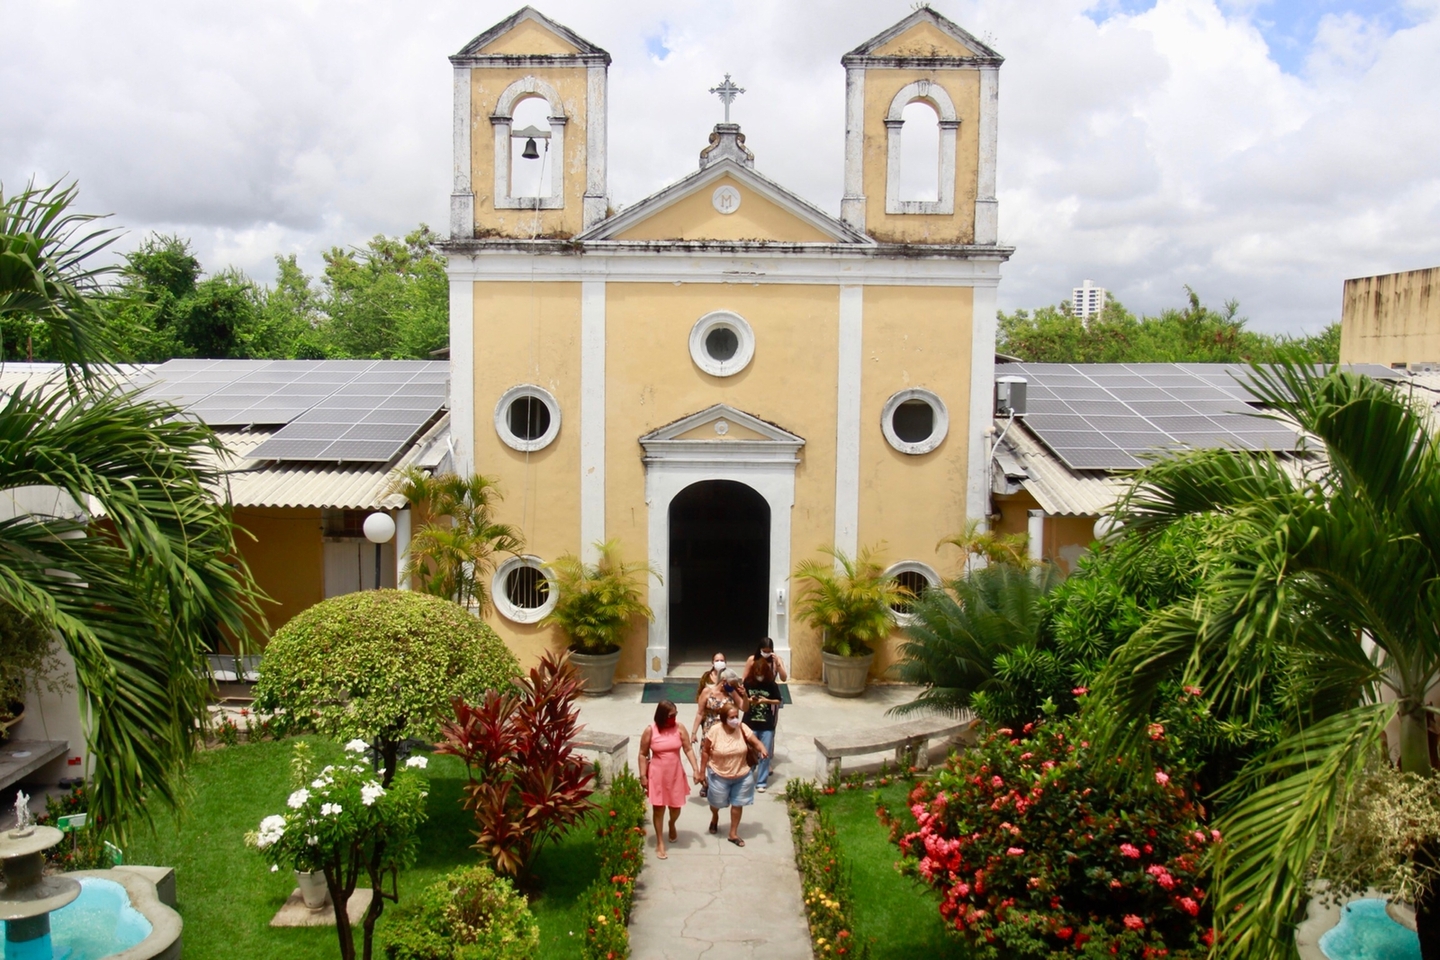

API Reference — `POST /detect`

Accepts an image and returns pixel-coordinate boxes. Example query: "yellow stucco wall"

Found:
[857,285,974,675]
[604,283,842,680]
[234,507,324,644]
[478,18,579,55]
[613,176,833,243]
[993,492,1097,576]
[872,22,981,58]
[1339,266,1440,366]
[471,281,583,667]
[470,65,589,238]
[862,66,981,244]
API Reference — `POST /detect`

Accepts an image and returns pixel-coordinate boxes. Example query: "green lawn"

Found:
[125,738,604,960]
[818,782,968,960]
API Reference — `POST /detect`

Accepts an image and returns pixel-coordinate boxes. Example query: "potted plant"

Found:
[794,545,909,697]
[543,540,658,694]
[0,603,66,741]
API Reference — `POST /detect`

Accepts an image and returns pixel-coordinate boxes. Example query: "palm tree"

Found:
[1096,360,1440,957]
[544,539,658,654]
[937,519,1033,574]
[793,545,910,657]
[396,469,522,611]
[1,179,262,836]
[889,561,1060,725]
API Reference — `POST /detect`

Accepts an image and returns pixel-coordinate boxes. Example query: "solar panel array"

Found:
[136,359,447,464]
[1003,362,1302,471]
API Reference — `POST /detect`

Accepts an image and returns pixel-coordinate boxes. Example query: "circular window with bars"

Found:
[494,384,561,452]
[492,556,557,623]
[883,561,941,624]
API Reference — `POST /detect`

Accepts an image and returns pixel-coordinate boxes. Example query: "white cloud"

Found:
[2,0,1436,332]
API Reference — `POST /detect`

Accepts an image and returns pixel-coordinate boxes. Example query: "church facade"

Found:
[442,6,1012,681]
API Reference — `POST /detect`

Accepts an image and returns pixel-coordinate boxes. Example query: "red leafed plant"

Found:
[437,650,596,878]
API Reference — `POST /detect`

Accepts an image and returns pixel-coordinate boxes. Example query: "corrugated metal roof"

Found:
[996,423,1129,517]
[210,415,450,510]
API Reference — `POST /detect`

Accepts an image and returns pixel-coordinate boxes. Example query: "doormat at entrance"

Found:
[640,681,792,705]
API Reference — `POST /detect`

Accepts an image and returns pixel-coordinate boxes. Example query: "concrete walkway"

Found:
[572,680,923,960]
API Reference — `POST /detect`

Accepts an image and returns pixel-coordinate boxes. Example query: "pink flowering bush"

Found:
[880,715,1213,958]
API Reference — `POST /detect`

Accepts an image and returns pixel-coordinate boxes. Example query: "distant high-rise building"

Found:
[1072,279,1106,320]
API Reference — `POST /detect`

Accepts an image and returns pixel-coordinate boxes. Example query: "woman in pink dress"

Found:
[637,699,702,859]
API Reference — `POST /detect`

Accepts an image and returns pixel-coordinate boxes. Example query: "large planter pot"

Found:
[822,651,874,698]
[295,869,329,910]
[569,648,623,695]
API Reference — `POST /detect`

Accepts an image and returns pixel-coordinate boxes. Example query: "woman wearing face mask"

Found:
[701,702,768,845]
[742,639,785,793]
[743,637,788,682]
[637,699,702,859]
[691,657,747,744]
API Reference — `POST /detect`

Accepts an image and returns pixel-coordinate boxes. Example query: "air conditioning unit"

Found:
[995,376,1027,418]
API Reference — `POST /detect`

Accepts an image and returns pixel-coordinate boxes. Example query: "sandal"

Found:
[657,848,668,860]
[727,836,745,847]
[708,821,719,835]
[669,824,678,842]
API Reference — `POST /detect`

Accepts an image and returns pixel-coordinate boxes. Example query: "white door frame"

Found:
[639,404,804,679]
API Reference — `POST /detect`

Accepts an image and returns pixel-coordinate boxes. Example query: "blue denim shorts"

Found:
[706,768,755,808]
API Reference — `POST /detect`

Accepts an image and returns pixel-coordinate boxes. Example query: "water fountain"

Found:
[0,791,80,960]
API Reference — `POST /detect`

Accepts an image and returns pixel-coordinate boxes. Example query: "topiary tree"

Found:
[254,591,519,784]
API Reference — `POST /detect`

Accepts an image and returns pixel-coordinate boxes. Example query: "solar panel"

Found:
[1001,362,1311,472]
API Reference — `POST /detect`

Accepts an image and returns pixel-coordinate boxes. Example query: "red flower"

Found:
[1119,843,1141,858]
[1123,914,1144,931]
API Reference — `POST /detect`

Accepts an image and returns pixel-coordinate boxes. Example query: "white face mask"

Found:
[713,660,726,673]
[725,717,741,729]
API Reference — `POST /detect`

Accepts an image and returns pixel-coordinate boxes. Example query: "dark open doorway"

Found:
[668,480,770,667]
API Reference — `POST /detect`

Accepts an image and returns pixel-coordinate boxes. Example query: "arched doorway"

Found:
[667,480,770,666]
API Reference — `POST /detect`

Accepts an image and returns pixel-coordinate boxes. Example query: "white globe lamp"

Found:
[363,512,396,589]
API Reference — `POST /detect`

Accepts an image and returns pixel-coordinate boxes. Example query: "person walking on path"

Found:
[637,700,702,860]
[692,666,747,795]
[743,640,785,792]
[701,702,767,846]
[744,637,788,683]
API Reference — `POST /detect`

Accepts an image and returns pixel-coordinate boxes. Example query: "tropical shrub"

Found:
[249,740,429,960]
[793,545,908,657]
[785,779,867,959]
[377,863,538,960]
[1316,763,1440,913]
[544,540,657,655]
[398,470,522,611]
[254,590,518,784]
[580,768,646,960]
[881,712,1213,958]
[436,651,595,877]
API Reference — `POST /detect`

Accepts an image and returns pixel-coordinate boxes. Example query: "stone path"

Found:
[573,680,922,960]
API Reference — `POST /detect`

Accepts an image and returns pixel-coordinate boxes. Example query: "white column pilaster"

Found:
[583,65,609,229]
[840,67,866,232]
[580,279,606,562]
[834,285,863,560]
[967,281,999,526]
[975,66,1000,244]
[450,67,473,239]
[448,274,475,477]
[395,508,412,589]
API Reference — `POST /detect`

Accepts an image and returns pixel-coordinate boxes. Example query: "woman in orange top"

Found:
[700,702,768,846]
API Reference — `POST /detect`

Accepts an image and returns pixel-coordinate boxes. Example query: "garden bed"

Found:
[124,738,611,960]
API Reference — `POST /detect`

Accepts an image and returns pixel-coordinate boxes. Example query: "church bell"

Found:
[521,137,540,160]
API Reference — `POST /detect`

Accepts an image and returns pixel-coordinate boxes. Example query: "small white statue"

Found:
[10,790,33,837]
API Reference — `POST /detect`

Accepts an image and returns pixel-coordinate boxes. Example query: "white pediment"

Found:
[639,404,804,466]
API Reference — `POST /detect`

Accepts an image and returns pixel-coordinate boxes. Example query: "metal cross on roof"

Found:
[708,74,745,123]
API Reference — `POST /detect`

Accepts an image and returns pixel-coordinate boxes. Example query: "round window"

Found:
[492,556,558,623]
[494,384,561,452]
[881,388,948,455]
[689,311,755,377]
[883,561,941,624]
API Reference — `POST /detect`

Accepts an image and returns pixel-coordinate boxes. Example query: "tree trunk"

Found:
[1399,705,1431,775]
[1415,842,1440,959]
[380,739,398,788]
[325,869,355,960]
[360,843,389,960]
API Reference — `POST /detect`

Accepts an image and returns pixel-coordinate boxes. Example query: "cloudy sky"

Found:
[3,0,1436,333]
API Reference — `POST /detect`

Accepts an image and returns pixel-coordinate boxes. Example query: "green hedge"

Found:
[255,590,519,747]
[785,780,867,960]
[581,769,647,960]
[378,863,539,960]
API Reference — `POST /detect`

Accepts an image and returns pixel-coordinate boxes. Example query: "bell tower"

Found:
[449,7,610,240]
[840,7,1001,245]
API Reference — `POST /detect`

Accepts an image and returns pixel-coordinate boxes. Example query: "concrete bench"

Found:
[0,740,68,792]
[570,731,629,787]
[814,716,974,781]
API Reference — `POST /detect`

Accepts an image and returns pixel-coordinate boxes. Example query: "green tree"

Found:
[999,287,1336,365]
[398,469,522,612]
[318,226,448,359]
[1096,360,1440,956]
[0,180,262,835]
[792,545,909,658]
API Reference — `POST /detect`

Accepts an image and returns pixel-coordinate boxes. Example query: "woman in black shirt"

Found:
[742,639,785,792]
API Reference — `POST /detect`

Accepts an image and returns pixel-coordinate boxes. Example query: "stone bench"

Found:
[814,715,975,781]
[0,739,68,792]
[570,731,629,787]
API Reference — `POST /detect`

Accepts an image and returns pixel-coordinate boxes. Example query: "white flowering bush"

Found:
[247,741,430,960]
